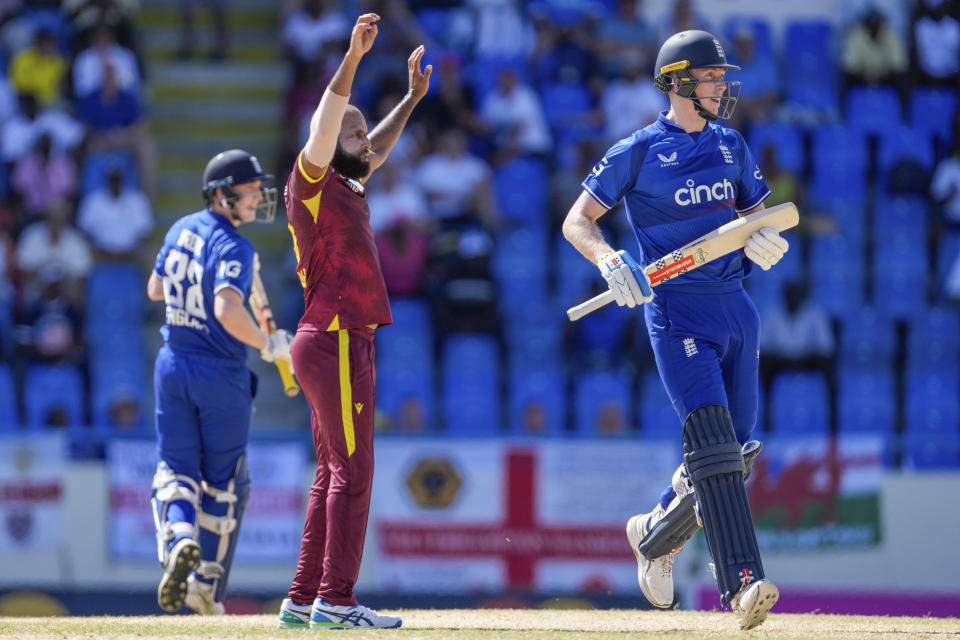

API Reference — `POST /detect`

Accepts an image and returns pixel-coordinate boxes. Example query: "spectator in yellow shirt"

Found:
[9,29,67,107]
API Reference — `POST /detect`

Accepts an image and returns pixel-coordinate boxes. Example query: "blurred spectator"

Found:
[599,49,664,143]
[77,166,153,259]
[759,280,835,395]
[15,200,92,307]
[594,402,630,436]
[591,0,655,78]
[15,269,84,365]
[177,0,228,60]
[910,0,960,88]
[72,25,140,100]
[63,0,141,53]
[427,226,500,336]
[76,61,157,195]
[416,128,500,229]
[105,389,144,429]
[8,27,66,107]
[1,93,84,165]
[657,0,711,44]
[842,6,907,91]
[282,0,349,83]
[414,52,484,140]
[369,161,431,297]
[479,67,552,163]
[725,27,780,129]
[11,133,77,221]
[531,13,596,85]
[469,0,536,60]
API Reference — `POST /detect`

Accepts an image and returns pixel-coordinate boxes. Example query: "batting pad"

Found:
[683,405,764,606]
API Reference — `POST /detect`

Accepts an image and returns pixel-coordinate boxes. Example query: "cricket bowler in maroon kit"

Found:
[276,13,431,630]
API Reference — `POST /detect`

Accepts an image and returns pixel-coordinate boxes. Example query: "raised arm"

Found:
[366,45,432,175]
[302,13,379,171]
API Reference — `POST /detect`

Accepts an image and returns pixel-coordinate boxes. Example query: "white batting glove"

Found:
[260,329,294,368]
[597,250,653,308]
[744,227,789,271]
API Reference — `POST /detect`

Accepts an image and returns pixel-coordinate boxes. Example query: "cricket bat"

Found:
[250,254,300,397]
[567,202,800,321]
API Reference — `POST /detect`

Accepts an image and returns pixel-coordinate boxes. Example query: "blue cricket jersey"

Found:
[153,208,255,360]
[582,111,770,286]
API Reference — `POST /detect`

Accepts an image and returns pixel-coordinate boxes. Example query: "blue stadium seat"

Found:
[809,232,864,317]
[901,433,959,469]
[845,86,902,135]
[638,370,679,438]
[493,157,548,227]
[88,327,145,371]
[86,263,144,327]
[783,20,838,117]
[907,306,960,375]
[768,370,830,434]
[935,232,960,302]
[24,364,85,428]
[749,122,804,174]
[904,370,959,438]
[80,150,138,197]
[573,368,634,436]
[809,126,867,206]
[504,298,563,369]
[871,230,928,319]
[722,15,774,59]
[821,198,866,246]
[376,299,433,371]
[377,365,435,432]
[492,228,549,311]
[877,126,934,179]
[415,8,452,46]
[469,55,530,107]
[508,366,566,435]
[555,231,598,307]
[909,87,958,147]
[838,307,895,368]
[836,368,895,434]
[744,268,782,314]
[0,364,18,429]
[441,333,502,435]
[90,362,147,428]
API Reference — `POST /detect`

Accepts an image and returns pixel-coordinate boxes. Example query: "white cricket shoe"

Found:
[310,598,402,629]
[184,574,225,615]
[157,538,201,612]
[277,597,312,628]
[626,506,676,609]
[731,579,779,631]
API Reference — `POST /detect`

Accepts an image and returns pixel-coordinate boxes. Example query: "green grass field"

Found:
[0,610,956,640]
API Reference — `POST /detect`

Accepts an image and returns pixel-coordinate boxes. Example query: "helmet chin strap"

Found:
[690,96,720,121]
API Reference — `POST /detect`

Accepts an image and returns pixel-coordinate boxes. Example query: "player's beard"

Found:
[331,143,370,180]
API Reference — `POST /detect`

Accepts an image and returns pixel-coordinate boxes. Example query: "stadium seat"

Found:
[638,370,679,438]
[376,299,433,371]
[904,370,960,438]
[508,365,566,436]
[722,15,774,59]
[504,298,563,370]
[808,126,868,206]
[909,87,958,147]
[80,150,138,197]
[86,263,144,327]
[494,157,548,227]
[24,364,85,428]
[749,122,805,174]
[0,364,18,429]
[783,20,838,117]
[935,232,960,302]
[90,362,147,428]
[845,86,902,135]
[573,368,634,437]
[554,231,598,308]
[809,232,864,317]
[492,228,549,311]
[871,230,928,319]
[377,365,435,432]
[441,333,502,435]
[877,126,934,179]
[768,370,830,434]
[836,367,895,435]
[838,307,895,368]
[901,432,960,469]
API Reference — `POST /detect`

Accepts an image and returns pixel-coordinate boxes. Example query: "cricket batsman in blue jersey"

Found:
[563,30,788,630]
[146,149,295,614]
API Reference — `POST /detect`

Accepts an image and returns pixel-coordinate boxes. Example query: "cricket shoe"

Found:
[626,506,676,609]
[277,598,312,628]
[310,598,402,629]
[184,574,225,615]
[731,579,779,631]
[157,538,201,612]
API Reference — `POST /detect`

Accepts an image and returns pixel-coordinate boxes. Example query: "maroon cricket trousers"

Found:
[287,326,376,606]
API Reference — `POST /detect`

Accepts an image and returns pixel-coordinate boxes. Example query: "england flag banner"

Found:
[107,438,305,562]
[366,438,676,594]
[0,433,66,550]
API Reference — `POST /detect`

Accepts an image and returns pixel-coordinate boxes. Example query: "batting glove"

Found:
[597,250,653,308]
[744,227,789,271]
[261,329,294,368]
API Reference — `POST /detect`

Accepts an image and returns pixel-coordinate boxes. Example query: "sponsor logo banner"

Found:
[107,439,305,562]
[0,434,65,549]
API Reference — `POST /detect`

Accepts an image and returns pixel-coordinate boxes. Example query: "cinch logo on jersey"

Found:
[674,178,735,206]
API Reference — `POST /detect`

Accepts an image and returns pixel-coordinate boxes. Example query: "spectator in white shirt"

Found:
[416,128,500,229]
[15,200,92,306]
[72,25,141,99]
[77,166,153,259]
[479,67,552,162]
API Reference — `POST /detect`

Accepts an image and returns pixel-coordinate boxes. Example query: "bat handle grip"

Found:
[567,289,615,321]
[276,358,299,397]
